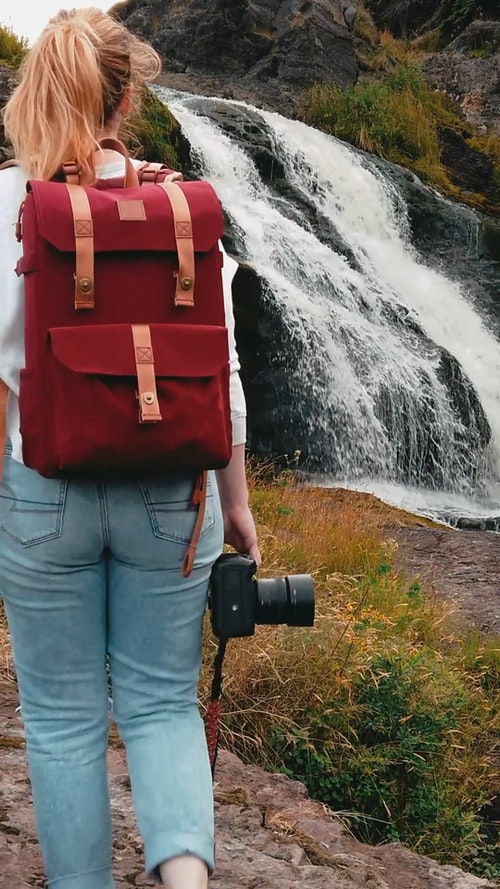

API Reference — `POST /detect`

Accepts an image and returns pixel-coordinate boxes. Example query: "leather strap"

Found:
[0,380,8,481]
[61,162,81,185]
[139,162,183,185]
[182,472,208,577]
[65,184,95,310]
[99,138,140,188]
[131,324,162,423]
[156,182,195,307]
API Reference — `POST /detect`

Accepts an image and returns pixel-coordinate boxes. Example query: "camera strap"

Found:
[204,637,228,778]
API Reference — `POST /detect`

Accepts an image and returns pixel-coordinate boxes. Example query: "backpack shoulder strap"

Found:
[0,159,19,171]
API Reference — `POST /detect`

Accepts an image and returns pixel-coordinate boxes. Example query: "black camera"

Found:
[209,552,315,639]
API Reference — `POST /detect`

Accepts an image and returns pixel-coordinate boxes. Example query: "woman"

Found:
[0,8,260,889]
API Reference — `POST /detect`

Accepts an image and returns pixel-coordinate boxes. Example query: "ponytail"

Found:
[2,7,161,181]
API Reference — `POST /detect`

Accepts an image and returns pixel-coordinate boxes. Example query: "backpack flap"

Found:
[29,179,223,253]
[22,179,224,314]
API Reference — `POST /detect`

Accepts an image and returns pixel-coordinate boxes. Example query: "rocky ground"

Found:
[0,677,497,889]
[1,498,498,888]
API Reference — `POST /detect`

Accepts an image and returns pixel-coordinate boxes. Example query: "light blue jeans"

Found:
[0,448,223,889]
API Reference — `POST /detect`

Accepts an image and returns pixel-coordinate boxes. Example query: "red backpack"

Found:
[1,140,233,574]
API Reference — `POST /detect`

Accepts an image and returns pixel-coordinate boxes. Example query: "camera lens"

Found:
[255,575,315,627]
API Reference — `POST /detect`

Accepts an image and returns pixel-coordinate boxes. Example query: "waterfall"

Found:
[154,87,500,523]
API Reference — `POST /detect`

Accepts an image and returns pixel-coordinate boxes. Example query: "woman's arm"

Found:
[216,443,260,564]
[217,245,260,564]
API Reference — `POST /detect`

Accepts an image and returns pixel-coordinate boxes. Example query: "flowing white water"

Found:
[155,88,500,519]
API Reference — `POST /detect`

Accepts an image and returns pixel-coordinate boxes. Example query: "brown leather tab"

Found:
[182,472,208,576]
[15,200,25,242]
[131,324,162,423]
[0,380,8,482]
[118,199,146,221]
[65,184,95,310]
[61,162,81,185]
[156,182,195,307]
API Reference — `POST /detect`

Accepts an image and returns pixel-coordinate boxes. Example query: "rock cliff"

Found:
[364,0,498,41]
[112,0,359,117]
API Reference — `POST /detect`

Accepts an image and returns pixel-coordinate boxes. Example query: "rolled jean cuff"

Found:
[147,831,215,881]
[49,865,114,889]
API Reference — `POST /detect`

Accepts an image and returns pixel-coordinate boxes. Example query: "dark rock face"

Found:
[364,0,498,42]
[112,0,359,112]
[446,18,500,52]
[0,65,16,163]
[438,126,495,193]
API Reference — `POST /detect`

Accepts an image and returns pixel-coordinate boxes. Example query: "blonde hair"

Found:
[2,7,162,181]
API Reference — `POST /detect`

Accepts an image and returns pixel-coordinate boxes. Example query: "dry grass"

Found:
[200,463,464,759]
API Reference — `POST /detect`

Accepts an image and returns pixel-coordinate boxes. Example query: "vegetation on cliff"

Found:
[302,9,500,214]
[199,464,500,880]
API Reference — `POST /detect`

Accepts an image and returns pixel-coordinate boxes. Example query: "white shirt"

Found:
[0,158,246,463]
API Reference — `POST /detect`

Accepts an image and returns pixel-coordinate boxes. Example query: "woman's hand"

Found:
[216,444,261,565]
[222,503,261,565]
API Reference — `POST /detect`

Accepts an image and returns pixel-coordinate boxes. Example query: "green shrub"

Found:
[270,649,495,864]
[0,23,28,67]
[301,62,499,208]
[303,65,442,169]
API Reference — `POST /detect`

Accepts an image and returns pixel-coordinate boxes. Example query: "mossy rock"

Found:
[125,87,182,170]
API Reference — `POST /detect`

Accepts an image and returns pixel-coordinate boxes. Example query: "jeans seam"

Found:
[98,483,110,548]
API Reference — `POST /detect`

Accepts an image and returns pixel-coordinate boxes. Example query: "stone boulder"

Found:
[112,0,359,116]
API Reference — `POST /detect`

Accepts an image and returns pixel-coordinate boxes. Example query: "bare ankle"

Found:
[159,854,208,889]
